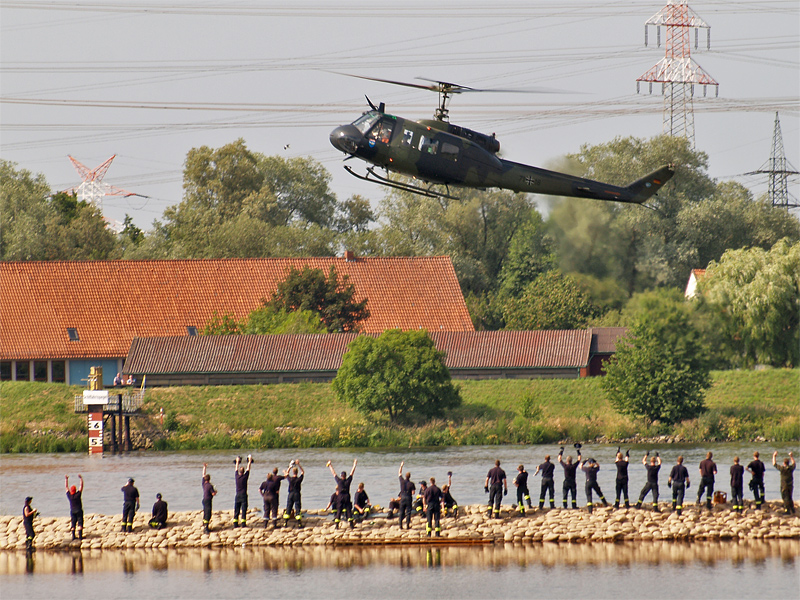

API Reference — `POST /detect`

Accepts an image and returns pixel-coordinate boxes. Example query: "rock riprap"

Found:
[2,502,798,552]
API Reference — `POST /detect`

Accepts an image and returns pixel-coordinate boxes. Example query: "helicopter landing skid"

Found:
[344,166,458,200]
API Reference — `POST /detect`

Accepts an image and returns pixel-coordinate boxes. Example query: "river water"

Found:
[1,443,798,599]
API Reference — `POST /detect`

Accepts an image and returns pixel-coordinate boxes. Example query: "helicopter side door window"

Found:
[401,129,414,146]
[440,142,459,161]
[367,119,395,144]
[419,136,439,155]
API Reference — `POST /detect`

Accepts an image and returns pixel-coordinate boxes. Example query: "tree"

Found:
[698,238,799,368]
[0,161,119,261]
[380,186,534,295]
[547,136,800,295]
[601,289,710,424]
[201,311,242,335]
[332,329,461,423]
[265,265,369,332]
[497,210,555,297]
[242,307,326,335]
[502,270,598,330]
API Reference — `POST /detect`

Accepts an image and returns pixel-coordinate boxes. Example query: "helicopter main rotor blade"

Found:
[336,73,440,93]
[415,77,571,95]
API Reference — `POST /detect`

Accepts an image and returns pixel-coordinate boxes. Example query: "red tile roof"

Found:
[1,257,473,360]
[123,330,591,375]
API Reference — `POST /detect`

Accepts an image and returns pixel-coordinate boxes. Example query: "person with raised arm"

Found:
[65,474,84,540]
[773,451,796,515]
[328,458,357,528]
[558,445,581,510]
[233,454,253,528]
[397,461,415,529]
[635,451,662,512]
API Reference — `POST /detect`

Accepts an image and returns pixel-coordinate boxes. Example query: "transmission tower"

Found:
[64,155,139,214]
[636,1,718,147]
[745,112,799,209]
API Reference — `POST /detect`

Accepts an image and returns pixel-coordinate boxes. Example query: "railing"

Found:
[74,388,145,414]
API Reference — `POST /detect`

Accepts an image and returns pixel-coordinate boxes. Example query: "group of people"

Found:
[498,448,796,518]
[20,449,796,552]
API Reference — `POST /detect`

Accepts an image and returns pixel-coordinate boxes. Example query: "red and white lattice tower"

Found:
[636,1,718,147]
[64,155,137,213]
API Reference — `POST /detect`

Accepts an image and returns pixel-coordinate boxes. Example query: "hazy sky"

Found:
[2,1,798,229]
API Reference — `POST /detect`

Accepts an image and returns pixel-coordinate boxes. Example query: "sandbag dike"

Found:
[3,503,799,551]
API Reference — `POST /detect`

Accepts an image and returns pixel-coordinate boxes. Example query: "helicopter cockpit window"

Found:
[441,142,459,161]
[367,119,395,143]
[352,112,381,134]
[419,136,439,155]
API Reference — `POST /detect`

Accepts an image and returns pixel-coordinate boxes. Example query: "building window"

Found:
[0,362,11,381]
[16,361,30,381]
[34,361,48,382]
[52,361,66,383]
[187,326,198,336]
[67,328,79,342]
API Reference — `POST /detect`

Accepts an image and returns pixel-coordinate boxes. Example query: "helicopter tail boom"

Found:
[620,165,675,204]
[491,160,674,205]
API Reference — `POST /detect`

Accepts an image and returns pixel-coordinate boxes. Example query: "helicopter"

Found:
[330,76,674,204]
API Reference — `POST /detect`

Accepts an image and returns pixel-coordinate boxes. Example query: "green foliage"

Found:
[2,370,796,452]
[201,310,242,335]
[519,392,544,421]
[699,238,800,368]
[547,135,798,296]
[242,306,326,335]
[502,270,599,330]
[332,329,461,423]
[601,289,711,424]
[380,187,535,295]
[0,161,119,261]
[497,210,555,297]
[266,265,369,333]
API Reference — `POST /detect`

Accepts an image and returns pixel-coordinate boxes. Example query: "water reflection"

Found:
[2,540,797,575]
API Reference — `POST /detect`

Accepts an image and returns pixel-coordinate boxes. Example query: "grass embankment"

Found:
[1,369,797,453]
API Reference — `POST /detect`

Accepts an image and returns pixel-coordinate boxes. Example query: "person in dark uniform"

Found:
[233,455,252,528]
[747,451,766,510]
[697,451,717,510]
[325,488,340,513]
[581,457,608,512]
[773,451,796,514]
[614,449,630,509]
[414,480,427,517]
[668,455,690,515]
[149,493,168,529]
[201,463,217,533]
[398,462,415,529]
[328,458,357,528]
[558,446,580,509]
[513,465,532,515]
[354,482,371,519]
[23,497,38,552]
[259,470,286,528]
[730,457,745,513]
[534,455,556,510]
[423,476,443,537]
[121,477,139,533]
[283,461,305,527]
[65,474,84,539]
[442,472,458,518]
[636,452,662,511]
[485,460,507,519]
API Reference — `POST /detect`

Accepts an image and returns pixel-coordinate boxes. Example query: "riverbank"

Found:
[1,369,797,452]
[5,502,799,552]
